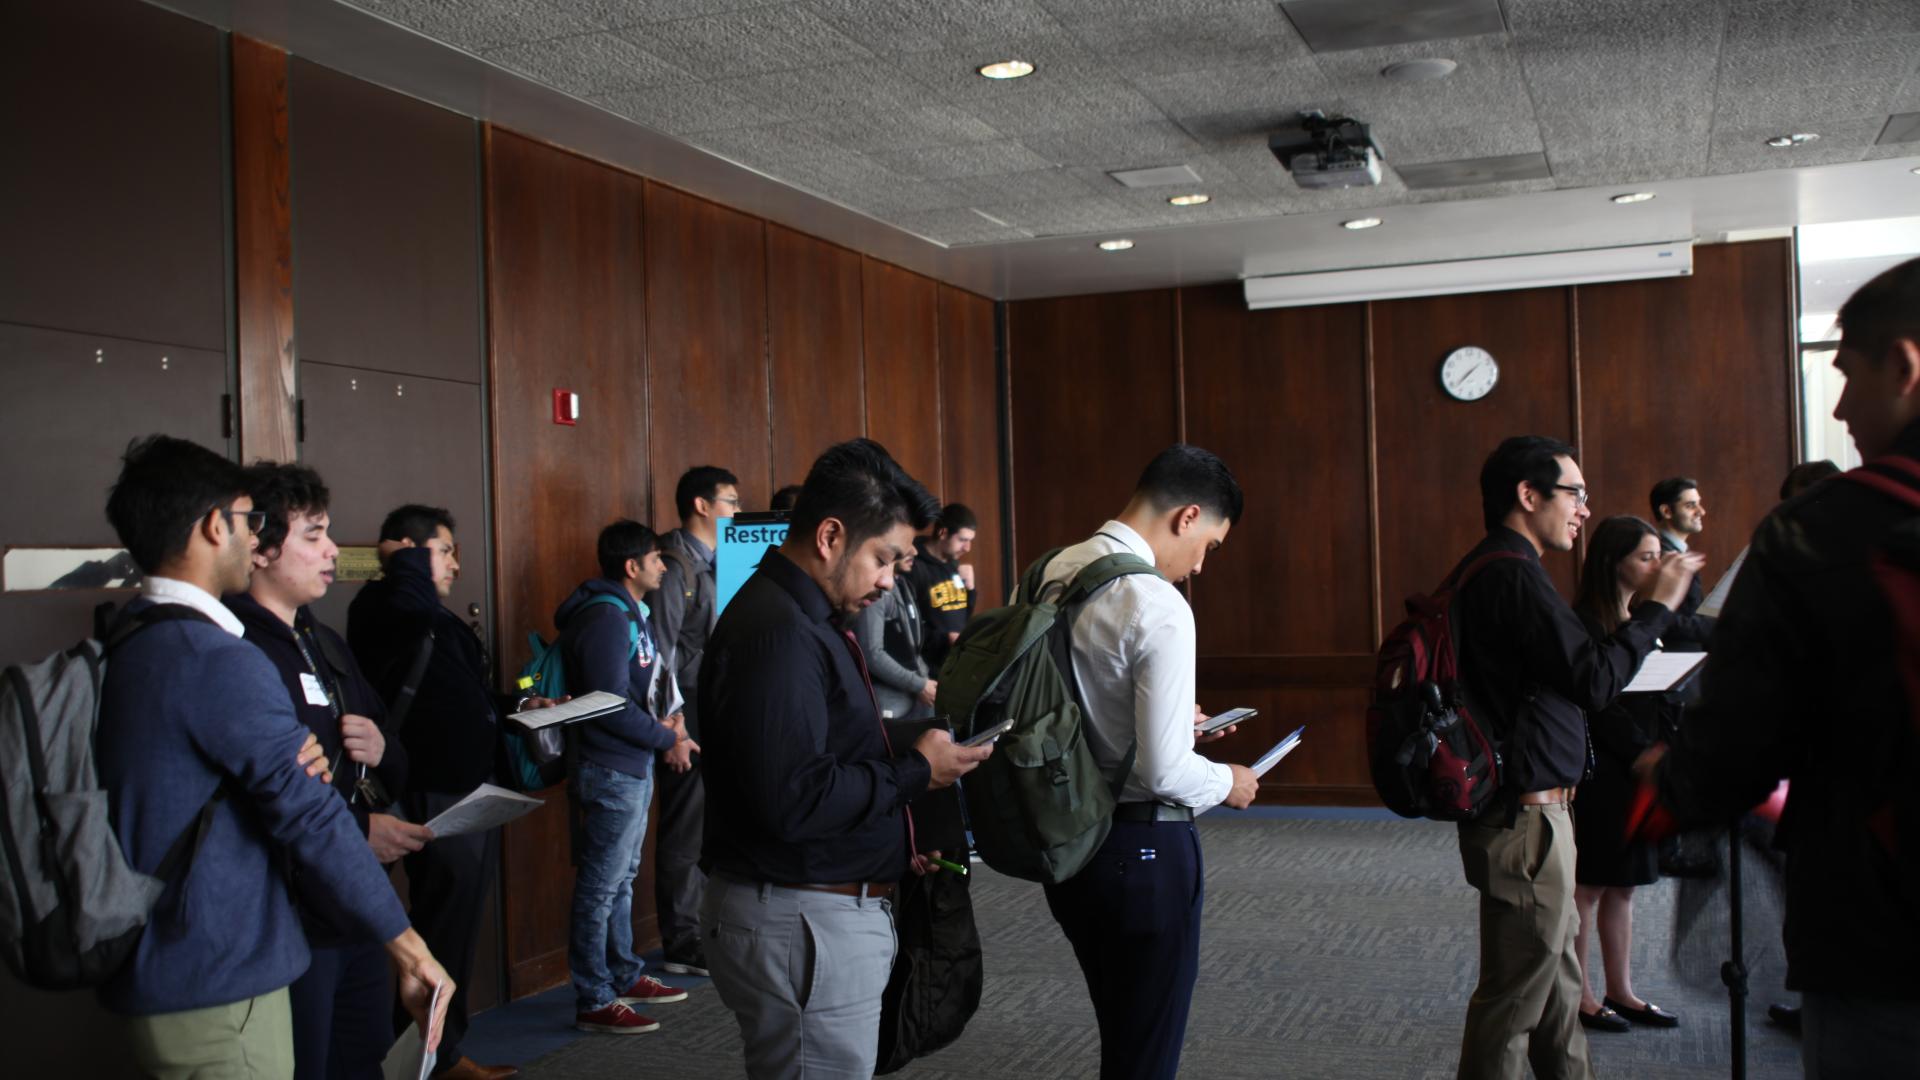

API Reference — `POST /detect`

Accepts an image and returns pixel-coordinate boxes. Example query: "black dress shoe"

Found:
[1579,1006,1631,1033]
[1604,996,1680,1027]
[1768,1003,1802,1033]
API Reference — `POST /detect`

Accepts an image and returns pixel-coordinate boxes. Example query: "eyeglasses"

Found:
[217,508,268,534]
[1551,484,1591,507]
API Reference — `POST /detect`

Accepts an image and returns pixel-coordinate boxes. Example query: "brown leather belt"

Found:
[776,881,895,899]
[1516,786,1577,806]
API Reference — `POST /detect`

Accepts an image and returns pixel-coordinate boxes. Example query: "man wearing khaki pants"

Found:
[1447,436,1702,1079]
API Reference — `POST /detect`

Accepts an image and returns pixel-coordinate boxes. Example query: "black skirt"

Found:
[1574,751,1659,887]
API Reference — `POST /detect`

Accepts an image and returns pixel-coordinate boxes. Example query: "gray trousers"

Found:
[703,875,897,1080]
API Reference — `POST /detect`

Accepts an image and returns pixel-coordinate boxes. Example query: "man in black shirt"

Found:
[699,439,991,1079]
[1450,436,1699,1080]
[906,502,977,672]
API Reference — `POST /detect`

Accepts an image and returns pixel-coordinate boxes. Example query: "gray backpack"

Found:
[0,606,221,990]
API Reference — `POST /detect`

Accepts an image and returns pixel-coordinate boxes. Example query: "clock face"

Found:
[1440,346,1499,402]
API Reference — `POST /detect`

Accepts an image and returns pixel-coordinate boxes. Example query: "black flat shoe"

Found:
[1579,1006,1631,1033]
[1768,1003,1802,1033]
[1605,996,1680,1027]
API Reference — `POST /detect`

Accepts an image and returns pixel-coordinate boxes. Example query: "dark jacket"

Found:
[700,548,932,885]
[907,539,972,672]
[646,527,716,739]
[225,592,409,834]
[554,578,678,779]
[347,547,504,795]
[1452,527,1675,798]
[1653,420,1920,998]
[96,599,408,1015]
[1657,532,1716,651]
[853,583,930,721]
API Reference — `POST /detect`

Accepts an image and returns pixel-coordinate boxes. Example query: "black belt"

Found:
[1113,802,1193,823]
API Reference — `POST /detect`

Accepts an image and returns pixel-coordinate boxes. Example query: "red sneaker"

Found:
[617,974,689,1006]
[575,1002,659,1034]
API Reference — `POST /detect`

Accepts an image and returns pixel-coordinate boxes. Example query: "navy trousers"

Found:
[290,939,394,1079]
[1043,818,1204,1080]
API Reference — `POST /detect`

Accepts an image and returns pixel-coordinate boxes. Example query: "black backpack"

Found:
[1366,552,1523,820]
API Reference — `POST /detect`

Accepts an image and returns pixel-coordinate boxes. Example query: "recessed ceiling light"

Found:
[976,60,1034,80]
[1911,166,1920,175]
[1380,58,1458,82]
[1766,133,1820,148]
[1098,238,1134,251]
[1611,192,1656,204]
[1342,217,1383,230]
[1168,193,1211,206]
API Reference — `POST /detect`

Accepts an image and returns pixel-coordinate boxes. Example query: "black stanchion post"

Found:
[1721,822,1748,1080]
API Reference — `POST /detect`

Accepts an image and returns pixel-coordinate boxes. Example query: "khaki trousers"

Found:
[126,986,294,1080]
[1456,804,1594,1080]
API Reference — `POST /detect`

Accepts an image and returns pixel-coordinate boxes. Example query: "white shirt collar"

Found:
[1094,520,1156,565]
[1660,529,1689,553]
[143,576,247,637]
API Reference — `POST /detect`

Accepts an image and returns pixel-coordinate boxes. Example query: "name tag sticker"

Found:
[300,672,331,707]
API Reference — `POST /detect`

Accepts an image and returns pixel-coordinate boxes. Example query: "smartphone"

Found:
[1197,707,1256,735]
[960,717,1016,747]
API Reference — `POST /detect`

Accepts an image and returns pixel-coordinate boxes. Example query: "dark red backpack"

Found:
[1367,551,1524,820]
[1837,455,1920,894]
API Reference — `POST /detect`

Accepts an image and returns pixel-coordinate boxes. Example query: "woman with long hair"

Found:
[1570,515,1683,1033]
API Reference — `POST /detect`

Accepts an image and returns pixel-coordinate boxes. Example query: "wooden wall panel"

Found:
[1576,240,1795,579]
[486,129,650,998]
[767,225,865,490]
[291,59,482,383]
[645,183,772,524]
[938,285,1006,603]
[233,35,298,464]
[862,259,943,493]
[1371,287,1579,627]
[1008,290,1181,567]
[1180,286,1373,656]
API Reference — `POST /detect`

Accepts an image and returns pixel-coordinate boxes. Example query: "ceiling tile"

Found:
[943,168,1104,203]
[593,81,786,134]
[1708,115,1888,171]
[969,195,1136,235]
[1279,0,1507,53]
[1880,112,1920,144]
[345,0,600,51]
[1060,0,1311,76]
[1130,61,1335,140]
[1711,82,1895,131]
[886,206,1033,245]
[1723,0,1920,51]
[716,63,936,121]
[1397,151,1553,188]
[618,6,874,79]
[481,32,695,96]
[809,105,1007,152]
[1020,119,1206,168]
[1373,120,1543,165]
[1502,0,1722,33]
[1543,145,1703,188]
[548,0,787,29]
[959,79,1166,135]
[807,0,1066,53]
[1716,35,1920,93]
[869,140,1058,180]
[890,34,1112,101]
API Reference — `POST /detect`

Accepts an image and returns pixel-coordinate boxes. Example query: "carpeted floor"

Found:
[474,814,1802,1078]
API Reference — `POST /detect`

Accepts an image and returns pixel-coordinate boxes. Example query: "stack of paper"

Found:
[509,690,625,730]
[1623,650,1708,694]
[1251,725,1306,779]
[423,784,544,839]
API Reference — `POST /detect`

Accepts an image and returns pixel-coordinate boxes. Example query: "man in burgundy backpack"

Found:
[1450,436,1700,1080]
[1638,256,1920,1078]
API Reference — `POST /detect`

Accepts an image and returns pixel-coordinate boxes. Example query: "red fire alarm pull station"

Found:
[553,388,578,425]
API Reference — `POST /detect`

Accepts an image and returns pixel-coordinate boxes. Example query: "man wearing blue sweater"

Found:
[556,520,698,1035]
[95,435,450,1079]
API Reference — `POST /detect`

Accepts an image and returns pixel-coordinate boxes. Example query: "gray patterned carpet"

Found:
[479,813,1802,1078]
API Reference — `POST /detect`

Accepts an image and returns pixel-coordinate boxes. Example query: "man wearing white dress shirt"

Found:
[1036,444,1260,1080]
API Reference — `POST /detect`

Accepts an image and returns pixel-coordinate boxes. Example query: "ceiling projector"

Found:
[1268,111,1383,190]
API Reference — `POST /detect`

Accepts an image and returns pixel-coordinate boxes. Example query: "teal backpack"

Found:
[935,547,1160,883]
[507,594,639,791]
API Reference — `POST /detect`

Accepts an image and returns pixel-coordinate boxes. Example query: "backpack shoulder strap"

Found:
[580,593,641,660]
[102,603,216,652]
[1843,455,1920,510]
[1061,552,1161,605]
[1444,549,1529,597]
[385,631,435,734]
[1016,547,1068,605]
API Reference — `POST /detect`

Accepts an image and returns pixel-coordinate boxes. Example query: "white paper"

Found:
[423,783,543,839]
[1623,650,1708,694]
[380,980,442,1080]
[509,690,626,730]
[1250,725,1306,779]
[1695,545,1747,619]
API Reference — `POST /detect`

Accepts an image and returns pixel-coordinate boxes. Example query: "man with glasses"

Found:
[643,466,739,977]
[96,436,451,1077]
[1448,436,1701,1080]
[349,505,518,1080]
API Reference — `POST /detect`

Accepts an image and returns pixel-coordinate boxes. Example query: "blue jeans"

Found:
[569,761,654,1013]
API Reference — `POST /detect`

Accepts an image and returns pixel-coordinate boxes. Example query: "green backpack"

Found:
[935,547,1161,883]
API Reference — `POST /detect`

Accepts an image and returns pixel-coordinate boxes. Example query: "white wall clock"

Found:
[1440,346,1499,402]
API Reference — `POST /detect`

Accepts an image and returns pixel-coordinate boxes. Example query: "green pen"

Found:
[929,856,968,875]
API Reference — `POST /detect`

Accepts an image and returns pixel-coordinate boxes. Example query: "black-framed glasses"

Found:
[1551,484,1590,507]
[216,507,267,534]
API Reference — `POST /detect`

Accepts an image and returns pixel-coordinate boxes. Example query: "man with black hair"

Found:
[1449,436,1700,1080]
[223,462,430,1077]
[349,505,517,1080]
[1639,256,1920,1077]
[1649,477,1713,650]
[95,436,450,1078]
[559,520,698,1035]
[906,502,978,672]
[1036,443,1258,1080]
[643,465,739,977]
[699,438,992,1078]
[769,484,802,513]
